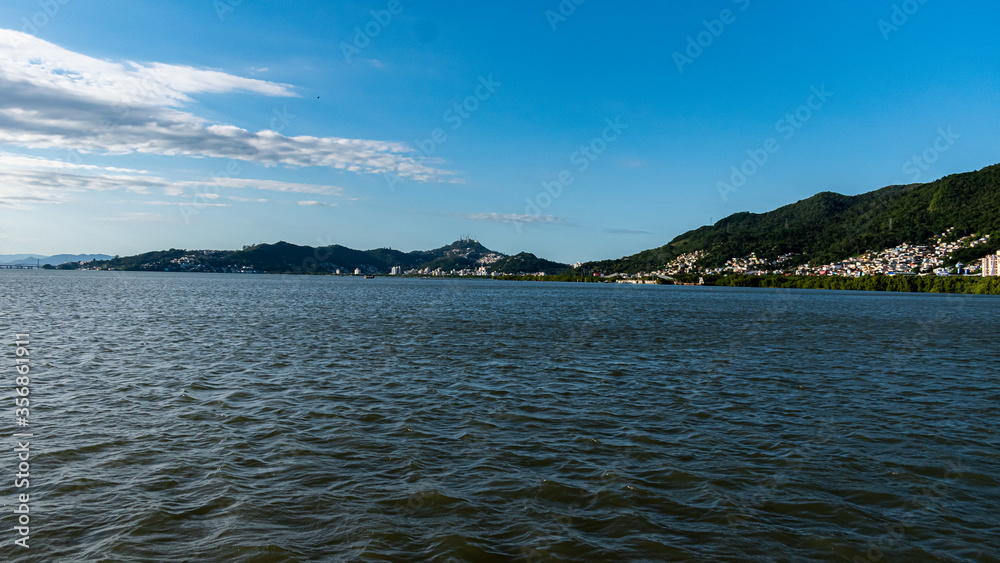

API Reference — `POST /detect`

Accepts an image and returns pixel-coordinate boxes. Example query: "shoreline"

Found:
[492,273,1000,295]
[9,269,1000,295]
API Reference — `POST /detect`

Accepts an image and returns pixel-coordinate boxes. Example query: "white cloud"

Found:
[0,151,346,208]
[297,200,334,207]
[0,151,149,174]
[461,213,563,225]
[227,196,269,203]
[0,29,456,182]
[0,168,166,207]
[604,228,652,235]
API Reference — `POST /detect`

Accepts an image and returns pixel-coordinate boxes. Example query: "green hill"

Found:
[79,238,571,275]
[585,164,1000,273]
[490,253,571,275]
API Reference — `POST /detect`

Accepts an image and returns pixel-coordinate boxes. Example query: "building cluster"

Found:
[475,252,505,266]
[641,229,997,278]
[76,250,255,273]
[792,230,991,277]
[660,250,707,275]
[983,251,1000,277]
[391,242,509,276]
[711,252,781,276]
[163,251,258,273]
[401,266,505,277]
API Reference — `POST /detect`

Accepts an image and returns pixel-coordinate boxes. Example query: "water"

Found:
[1,270,998,561]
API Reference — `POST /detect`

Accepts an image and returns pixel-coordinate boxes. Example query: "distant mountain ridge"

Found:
[0,253,112,265]
[585,164,1000,273]
[73,239,571,275]
[24,164,1000,276]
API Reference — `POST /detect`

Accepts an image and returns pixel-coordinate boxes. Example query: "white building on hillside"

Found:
[982,251,1000,276]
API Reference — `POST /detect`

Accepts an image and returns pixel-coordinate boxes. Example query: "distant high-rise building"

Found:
[354,268,362,275]
[390,266,402,275]
[982,251,1000,276]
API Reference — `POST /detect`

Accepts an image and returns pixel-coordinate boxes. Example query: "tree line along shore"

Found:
[492,273,1000,295]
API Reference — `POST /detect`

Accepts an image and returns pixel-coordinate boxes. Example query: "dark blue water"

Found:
[2,270,998,561]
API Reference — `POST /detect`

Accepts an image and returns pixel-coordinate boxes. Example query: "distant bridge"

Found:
[0,263,40,269]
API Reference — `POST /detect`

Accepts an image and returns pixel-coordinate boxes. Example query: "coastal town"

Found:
[59,228,1000,281]
[635,229,997,280]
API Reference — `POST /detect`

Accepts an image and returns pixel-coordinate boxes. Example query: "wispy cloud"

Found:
[144,201,229,207]
[297,200,334,207]
[461,213,563,225]
[0,168,165,207]
[604,228,652,235]
[0,151,149,174]
[0,29,456,182]
[204,177,344,197]
[0,151,345,208]
[97,212,172,222]
[227,195,269,203]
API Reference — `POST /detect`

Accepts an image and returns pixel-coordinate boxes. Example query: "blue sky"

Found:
[1,0,998,263]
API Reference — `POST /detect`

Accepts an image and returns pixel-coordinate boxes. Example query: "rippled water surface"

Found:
[2,270,999,561]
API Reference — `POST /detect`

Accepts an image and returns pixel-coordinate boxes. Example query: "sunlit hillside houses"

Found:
[691,230,992,277]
